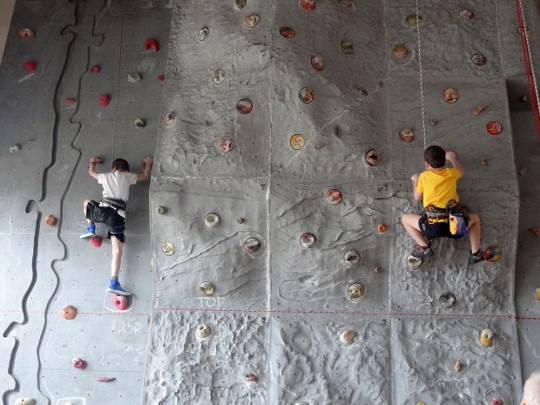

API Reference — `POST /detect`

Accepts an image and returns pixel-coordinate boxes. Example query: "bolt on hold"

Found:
[24,61,37,73]
[348,282,364,299]
[98,94,111,107]
[365,149,381,166]
[326,189,342,205]
[71,358,87,369]
[59,305,77,320]
[343,250,360,267]
[134,118,146,128]
[165,112,175,125]
[301,0,316,11]
[144,38,159,52]
[205,212,221,228]
[127,72,142,83]
[300,232,317,248]
[197,324,212,339]
[443,87,458,104]
[480,328,494,347]
[200,282,216,296]
[339,330,356,345]
[44,214,57,226]
[243,14,260,27]
[198,27,209,41]
[18,28,35,39]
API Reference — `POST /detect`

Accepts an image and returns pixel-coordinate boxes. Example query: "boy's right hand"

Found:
[411,173,419,182]
[445,149,458,161]
[90,156,103,164]
[144,156,153,166]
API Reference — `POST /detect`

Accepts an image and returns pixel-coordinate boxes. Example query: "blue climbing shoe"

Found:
[80,224,96,239]
[107,279,131,296]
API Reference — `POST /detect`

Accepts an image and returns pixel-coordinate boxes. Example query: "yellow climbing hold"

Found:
[480,329,494,347]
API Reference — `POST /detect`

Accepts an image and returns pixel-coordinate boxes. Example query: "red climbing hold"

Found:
[64,98,77,105]
[24,61,37,73]
[144,38,159,52]
[98,94,111,107]
[97,376,116,382]
[90,65,101,73]
[112,294,128,311]
[90,236,102,247]
[71,358,87,369]
[157,74,165,81]
[301,0,316,11]
[486,121,503,136]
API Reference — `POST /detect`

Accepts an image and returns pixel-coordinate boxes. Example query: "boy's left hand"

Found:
[144,156,153,166]
[445,149,458,161]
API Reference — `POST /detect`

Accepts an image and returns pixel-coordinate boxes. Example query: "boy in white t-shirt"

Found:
[80,155,153,295]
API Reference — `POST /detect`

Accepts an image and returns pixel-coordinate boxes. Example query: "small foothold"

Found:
[377,223,388,233]
[235,0,247,9]
[90,64,101,73]
[18,28,35,39]
[98,94,111,107]
[244,237,262,253]
[314,143,325,150]
[157,74,165,81]
[279,27,295,38]
[407,255,423,270]
[244,373,258,382]
[486,121,503,136]
[339,0,353,7]
[156,206,168,215]
[205,213,221,228]
[290,134,305,150]
[243,14,260,27]
[392,44,409,60]
[97,376,116,382]
[491,399,504,405]
[59,305,77,320]
[430,119,438,126]
[197,324,212,339]
[300,232,317,248]
[529,228,540,238]
[339,330,356,344]
[24,61,37,73]
[236,98,253,114]
[71,358,87,369]
[399,128,415,142]
[480,328,494,347]
[406,15,422,26]
[9,144,21,153]
[343,250,360,267]
[471,53,487,66]
[90,236,102,247]
[44,214,57,226]
[212,69,225,84]
[160,241,175,256]
[217,136,234,152]
[353,85,368,96]
[198,27,209,41]
[327,189,342,205]
[460,9,474,19]
[200,282,216,296]
[443,88,458,104]
[311,55,324,72]
[535,288,540,301]
[299,87,314,104]
[348,282,364,299]
[14,399,36,405]
[165,112,175,125]
[64,98,77,105]
[144,38,159,52]
[454,360,462,372]
[237,217,245,224]
[301,0,316,11]
[340,40,354,54]
[374,266,383,273]
[519,94,528,103]
[134,118,146,128]
[474,105,486,116]
[484,246,502,262]
[439,292,456,308]
[480,156,488,166]
[112,294,128,311]
[365,149,381,166]
[127,72,142,83]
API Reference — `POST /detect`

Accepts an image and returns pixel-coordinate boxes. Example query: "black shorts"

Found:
[418,214,467,240]
[85,200,126,243]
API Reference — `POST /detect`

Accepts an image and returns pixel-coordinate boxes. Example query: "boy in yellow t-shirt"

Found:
[401,145,485,264]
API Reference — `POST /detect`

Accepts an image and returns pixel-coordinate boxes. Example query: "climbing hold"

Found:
[490,399,504,405]
[519,94,529,103]
[310,55,324,72]
[59,305,77,320]
[243,237,262,253]
[460,9,475,19]
[90,64,101,73]
[160,241,175,256]
[430,119,438,126]
[314,143,325,150]
[279,27,295,38]
[406,15,422,26]
[392,44,409,60]
[235,0,246,9]
[98,94,111,107]
[198,27,209,41]
[365,149,381,166]
[480,156,488,166]
[484,246,502,262]
[535,288,540,301]
[480,328,494,347]
[236,98,253,114]
[157,74,165,81]
[156,206,168,215]
[90,236,102,247]
[348,282,364,299]
[9,144,21,153]
[474,105,486,116]
[353,85,368,96]
[439,292,456,308]
[144,38,159,52]
[343,250,360,267]
[443,88,458,104]
[97,376,116,382]
[197,324,212,339]
[529,228,540,238]
[340,40,354,54]
[326,189,342,205]
[301,0,316,11]
[243,14,259,27]
[18,28,35,39]
[200,282,216,296]
[134,118,146,128]
[290,134,305,150]
[244,373,258,382]
[127,72,142,83]
[471,53,487,66]
[377,223,388,233]
[374,266,383,273]
[71,358,87,369]
[24,61,37,73]
[165,112,175,125]
[217,136,234,152]
[300,233,317,248]
[399,128,416,143]
[339,0,353,8]
[454,360,462,372]
[44,214,57,226]
[64,98,77,105]
[205,213,221,228]
[14,399,36,405]
[407,255,423,270]
[112,294,128,311]
[237,217,245,224]
[212,69,225,85]
[339,330,356,345]
[299,87,314,104]
[486,121,503,136]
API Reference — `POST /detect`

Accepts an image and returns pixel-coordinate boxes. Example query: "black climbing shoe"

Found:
[469,249,486,265]
[411,245,434,258]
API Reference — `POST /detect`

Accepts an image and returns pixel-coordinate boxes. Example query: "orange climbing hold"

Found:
[44,214,57,226]
[144,38,159,52]
[529,228,540,238]
[59,305,77,320]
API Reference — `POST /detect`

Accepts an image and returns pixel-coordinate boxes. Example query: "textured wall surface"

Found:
[0,0,539,404]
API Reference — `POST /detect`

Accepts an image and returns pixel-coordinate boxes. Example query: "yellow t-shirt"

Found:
[416,168,461,209]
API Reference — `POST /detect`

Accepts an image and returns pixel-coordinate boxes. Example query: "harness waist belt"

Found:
[101,197,127,211]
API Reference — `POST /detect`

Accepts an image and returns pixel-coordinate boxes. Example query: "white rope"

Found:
[415,0,427,149]
[517,0,540,108]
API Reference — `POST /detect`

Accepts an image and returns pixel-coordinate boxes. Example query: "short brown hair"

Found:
[424,145,446,168]
[111,158,130,172]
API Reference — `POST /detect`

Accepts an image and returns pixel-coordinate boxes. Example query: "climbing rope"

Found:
[415,0,427,149]
[111,0,125,157]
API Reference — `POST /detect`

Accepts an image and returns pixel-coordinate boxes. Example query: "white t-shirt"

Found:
[98,171,138,206]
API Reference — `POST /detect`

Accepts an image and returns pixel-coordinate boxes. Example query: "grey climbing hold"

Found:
[348,282,364,299]
[243,237,262,253]
[235,0,246,9]
[127,72,142,83]
[197,324,212,339]
[161,241,175,256]
[339,330,356,345]
[134,118,146,128]
[212,69,225,85]
[15,399,36,405]
[200,282,216,296]
[343,250,360,267]
[9,144,21,153]
[156,206,168,215]
[198,27,209,41]
[205,213,220,228]
[439,292,456,308]
[300,233,316,248]
[407,255,423,270]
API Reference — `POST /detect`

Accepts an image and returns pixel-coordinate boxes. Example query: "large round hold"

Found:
[365,149,381,166]
[59,305,77,320]
[200,282,216,296]
[326,189,342,205]
[300,232,316,248]
[339,330,356,345]
[343,250,360,267]
[290,134,305,150]
[236,98,253,114]
[443,88,459,104]
[205,212,221,228]
[439,292,456,308]
[197,324,212,339]
[399,128,416,143]
[160,241,175,256]
[217,136,234,152]
[480,328,494,347]
[243,237,262,253]
[348,282,364,299]
[299,87,314,104]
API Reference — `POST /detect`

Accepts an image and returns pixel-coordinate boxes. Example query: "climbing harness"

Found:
[426,200,469,237]
[101,197,127,211]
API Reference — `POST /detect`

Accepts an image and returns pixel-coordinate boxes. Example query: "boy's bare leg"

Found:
[82,199,93,224]
[401,214,429,246]
[467,213,481,253]
[111,236,123,279]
